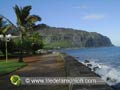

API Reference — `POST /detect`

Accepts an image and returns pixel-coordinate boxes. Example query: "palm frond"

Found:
[13,5,42,35]
[13,5,32,26]
[1,24,12,34]
[0,17,3,28]
[22,6,32,20]
[13,5,22,25]
[26,15,41,24]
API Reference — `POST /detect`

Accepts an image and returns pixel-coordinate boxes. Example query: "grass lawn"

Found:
[0,60,26,76]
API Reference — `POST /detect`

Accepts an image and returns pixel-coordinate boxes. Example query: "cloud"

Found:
[83,14,105,20]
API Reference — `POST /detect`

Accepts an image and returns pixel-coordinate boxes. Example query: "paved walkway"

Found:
[0,54,68,90]
[0,54,115,90]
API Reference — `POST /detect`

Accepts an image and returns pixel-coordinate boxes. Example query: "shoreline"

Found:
[57,46,115,51]
[61,53,115,90]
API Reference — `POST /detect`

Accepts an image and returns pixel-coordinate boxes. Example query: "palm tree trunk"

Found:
[19,32,23,62]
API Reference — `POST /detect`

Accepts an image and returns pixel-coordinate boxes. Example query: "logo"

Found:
[10,75,21,86]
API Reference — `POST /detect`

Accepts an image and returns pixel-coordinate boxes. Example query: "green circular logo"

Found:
[10,75,21,86]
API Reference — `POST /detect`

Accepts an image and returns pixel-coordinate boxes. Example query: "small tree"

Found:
[30,32,44,54]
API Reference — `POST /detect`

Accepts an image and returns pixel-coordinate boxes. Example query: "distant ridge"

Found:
[34,24,113,48]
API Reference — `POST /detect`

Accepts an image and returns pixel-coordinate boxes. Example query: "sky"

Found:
[0,0,120,46]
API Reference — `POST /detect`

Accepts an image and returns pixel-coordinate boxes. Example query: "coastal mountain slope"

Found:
[34,24,113,48]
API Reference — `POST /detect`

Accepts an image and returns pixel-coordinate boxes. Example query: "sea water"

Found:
[61,47,120,90]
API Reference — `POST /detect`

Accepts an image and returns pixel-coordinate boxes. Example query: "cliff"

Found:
[34,24,113,48]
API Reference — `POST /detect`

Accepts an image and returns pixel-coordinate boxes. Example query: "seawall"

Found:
[61,53,115,90]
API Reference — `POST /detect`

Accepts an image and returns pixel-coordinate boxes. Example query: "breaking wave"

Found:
[82,60,120,88]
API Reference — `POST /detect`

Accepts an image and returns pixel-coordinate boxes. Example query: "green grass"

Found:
[44,40,73,49]
[0,60,26,76]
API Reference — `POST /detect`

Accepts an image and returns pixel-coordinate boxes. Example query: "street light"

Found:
[0,15,23,62]
[0,34,12,63]
[0,35,3,39]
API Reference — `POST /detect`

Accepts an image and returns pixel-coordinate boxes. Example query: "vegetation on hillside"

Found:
[44,40,73,49]
[34,26,113,48]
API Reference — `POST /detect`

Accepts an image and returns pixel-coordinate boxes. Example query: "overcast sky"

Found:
[0,0,120,46]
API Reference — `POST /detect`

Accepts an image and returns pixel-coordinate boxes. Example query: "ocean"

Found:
[61,47,120,90]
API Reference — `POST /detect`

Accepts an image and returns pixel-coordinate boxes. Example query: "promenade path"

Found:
[0,54,68,90]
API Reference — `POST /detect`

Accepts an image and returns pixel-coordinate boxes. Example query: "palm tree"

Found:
[13,5,41,62]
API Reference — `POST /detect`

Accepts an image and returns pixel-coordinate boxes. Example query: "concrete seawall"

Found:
[62,54,115,90]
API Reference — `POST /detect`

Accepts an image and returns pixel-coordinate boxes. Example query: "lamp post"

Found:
[0,34,12,63]
[0,15,23,62]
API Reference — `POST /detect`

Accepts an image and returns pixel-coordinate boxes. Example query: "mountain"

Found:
[35,24,113,48]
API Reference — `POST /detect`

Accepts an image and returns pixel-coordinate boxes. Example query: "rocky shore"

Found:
[61,53,115,90]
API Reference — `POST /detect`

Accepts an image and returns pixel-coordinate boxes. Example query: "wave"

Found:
[82,60,120,86]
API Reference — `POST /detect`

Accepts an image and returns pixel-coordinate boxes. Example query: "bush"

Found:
[13,32,44,54]
[0,32,44,55]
